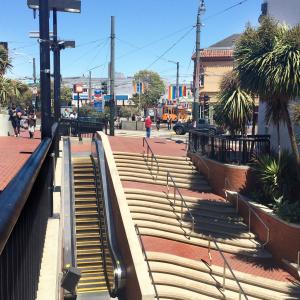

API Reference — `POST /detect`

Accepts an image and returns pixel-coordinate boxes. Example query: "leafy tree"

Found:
[132,70,165,111]
[60,86,72,106]
[234,17,300,169]
[214,71,254,135]
[0,45,11,75]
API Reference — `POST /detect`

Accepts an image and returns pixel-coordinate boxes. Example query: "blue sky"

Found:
[1,0,261,83]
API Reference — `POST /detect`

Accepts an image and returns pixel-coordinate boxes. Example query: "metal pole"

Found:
[176,62,179,102]
[88,70,92,102]
[39,0,51,139]
[193,0,205,123]
[110,16,115,136]
[33,57,39,111]
[53,8,60,123]
[77,92,81,141]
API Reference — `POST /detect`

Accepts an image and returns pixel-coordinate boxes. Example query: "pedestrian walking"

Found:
[145,116,152,138]
[9,104,21,136]
[156,117,161,131]
[28,109,36,139]
[167,115,172,130]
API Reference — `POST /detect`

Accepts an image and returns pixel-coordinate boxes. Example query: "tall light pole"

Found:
[193,0,206,122]
[110,16,116,136]
[168,60,180,103]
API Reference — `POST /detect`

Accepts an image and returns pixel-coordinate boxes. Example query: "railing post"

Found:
[223,262,226,290]
[248,210,251,233]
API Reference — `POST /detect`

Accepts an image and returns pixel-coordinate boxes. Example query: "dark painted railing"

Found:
[0,137,54,300]
[59,117,107,139]
[91,139,126,297]
[188,130,270,165]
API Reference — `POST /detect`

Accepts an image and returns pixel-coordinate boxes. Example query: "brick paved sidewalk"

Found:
[0,136,40,191]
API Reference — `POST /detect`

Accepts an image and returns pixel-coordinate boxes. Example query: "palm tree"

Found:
[0,45,12,75]
[234,18,300,168]
[214,71,254,135]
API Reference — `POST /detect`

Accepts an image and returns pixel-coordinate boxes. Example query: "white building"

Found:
[257,0,300,151]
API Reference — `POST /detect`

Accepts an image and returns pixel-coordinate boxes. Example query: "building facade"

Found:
[192,34,239,121]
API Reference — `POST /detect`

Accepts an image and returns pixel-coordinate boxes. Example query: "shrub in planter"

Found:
[251,150,298,204]
[274,198,300,223]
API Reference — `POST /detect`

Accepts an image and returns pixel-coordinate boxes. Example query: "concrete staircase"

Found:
[113,152,212,192]
[147,252,300,300]
[126,188,270,258]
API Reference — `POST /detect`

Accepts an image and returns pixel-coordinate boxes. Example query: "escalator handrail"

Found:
[93,139,126,296]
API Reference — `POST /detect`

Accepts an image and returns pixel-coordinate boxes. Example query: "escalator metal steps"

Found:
[72,157,109,295]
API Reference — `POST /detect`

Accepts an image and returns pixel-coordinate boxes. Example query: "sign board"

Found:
[73,84,83,93]
[94,101,103,112]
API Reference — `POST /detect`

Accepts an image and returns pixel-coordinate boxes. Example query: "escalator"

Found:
[63,138,125,299]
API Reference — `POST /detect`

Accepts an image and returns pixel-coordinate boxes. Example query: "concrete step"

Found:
[113,153,193,165]
[127,199,240,221]
[118,171,206,185]
[148,252,299,296]
[125,190,234,212]
[116,163,199,175]
[115,158,197,171]
[113,151,191,162]
[120,176,212,192]
[131,213,255,239]
[135,219,261,249]
[137,227,271,258]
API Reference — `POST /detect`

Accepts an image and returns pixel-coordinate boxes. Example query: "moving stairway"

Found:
[63,138,125,299]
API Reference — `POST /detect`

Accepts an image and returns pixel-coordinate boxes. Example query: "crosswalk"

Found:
[115,129,188,142]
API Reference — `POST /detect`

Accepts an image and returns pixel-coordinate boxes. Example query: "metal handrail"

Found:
[297,251,300,275]
[208,236,249,300]
[91,139,126,297]
[135,225,160,300]
[224,178,270,247]
[143,137,159,180]
[166,171,195,239]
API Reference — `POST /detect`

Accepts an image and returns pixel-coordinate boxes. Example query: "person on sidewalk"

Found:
[27,109,36,139]
[145,116,152,138]
[167,115,172,130]
[156,117,161,131]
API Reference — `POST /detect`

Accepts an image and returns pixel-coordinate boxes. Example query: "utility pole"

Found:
[176,62,179,102]
[109,16,115,136]
[88,70,92,102]
[193,0,206,122]
[39,0,51,139]
[32,57,39,111]
[108,62,111,95]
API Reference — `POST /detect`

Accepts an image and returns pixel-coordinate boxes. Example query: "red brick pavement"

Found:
[0,136,40,191]
[71,141,91,153]
[141,236,297,283]
[109,136,187,157]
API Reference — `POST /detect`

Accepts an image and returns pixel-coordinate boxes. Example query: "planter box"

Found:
[121,121,137,130]
[227,192,300,277]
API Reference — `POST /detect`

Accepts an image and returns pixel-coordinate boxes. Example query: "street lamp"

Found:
[27,0,81,140]
[168,60,180,103]
[27,0,81,13]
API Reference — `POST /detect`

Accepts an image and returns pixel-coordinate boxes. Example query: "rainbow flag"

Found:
[134,82,144,94]
[168,85,187,100]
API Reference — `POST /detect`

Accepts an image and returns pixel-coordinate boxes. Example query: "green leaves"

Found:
[0,45,12,75]
[132,70,165,110]
[214,71,254,135]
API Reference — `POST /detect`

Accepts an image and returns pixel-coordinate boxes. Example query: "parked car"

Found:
[173,119,221,135]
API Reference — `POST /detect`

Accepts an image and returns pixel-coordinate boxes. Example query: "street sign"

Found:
[73,84,83,93]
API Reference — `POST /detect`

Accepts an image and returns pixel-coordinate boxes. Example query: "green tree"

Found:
[214,71,254,135]
[0,45,11,75]
[234,17,300,168]
[132,70,165,111]
[60,86,73,106]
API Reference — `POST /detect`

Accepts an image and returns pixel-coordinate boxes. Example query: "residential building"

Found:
[192,34,239,121]
[257,0,300,151]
